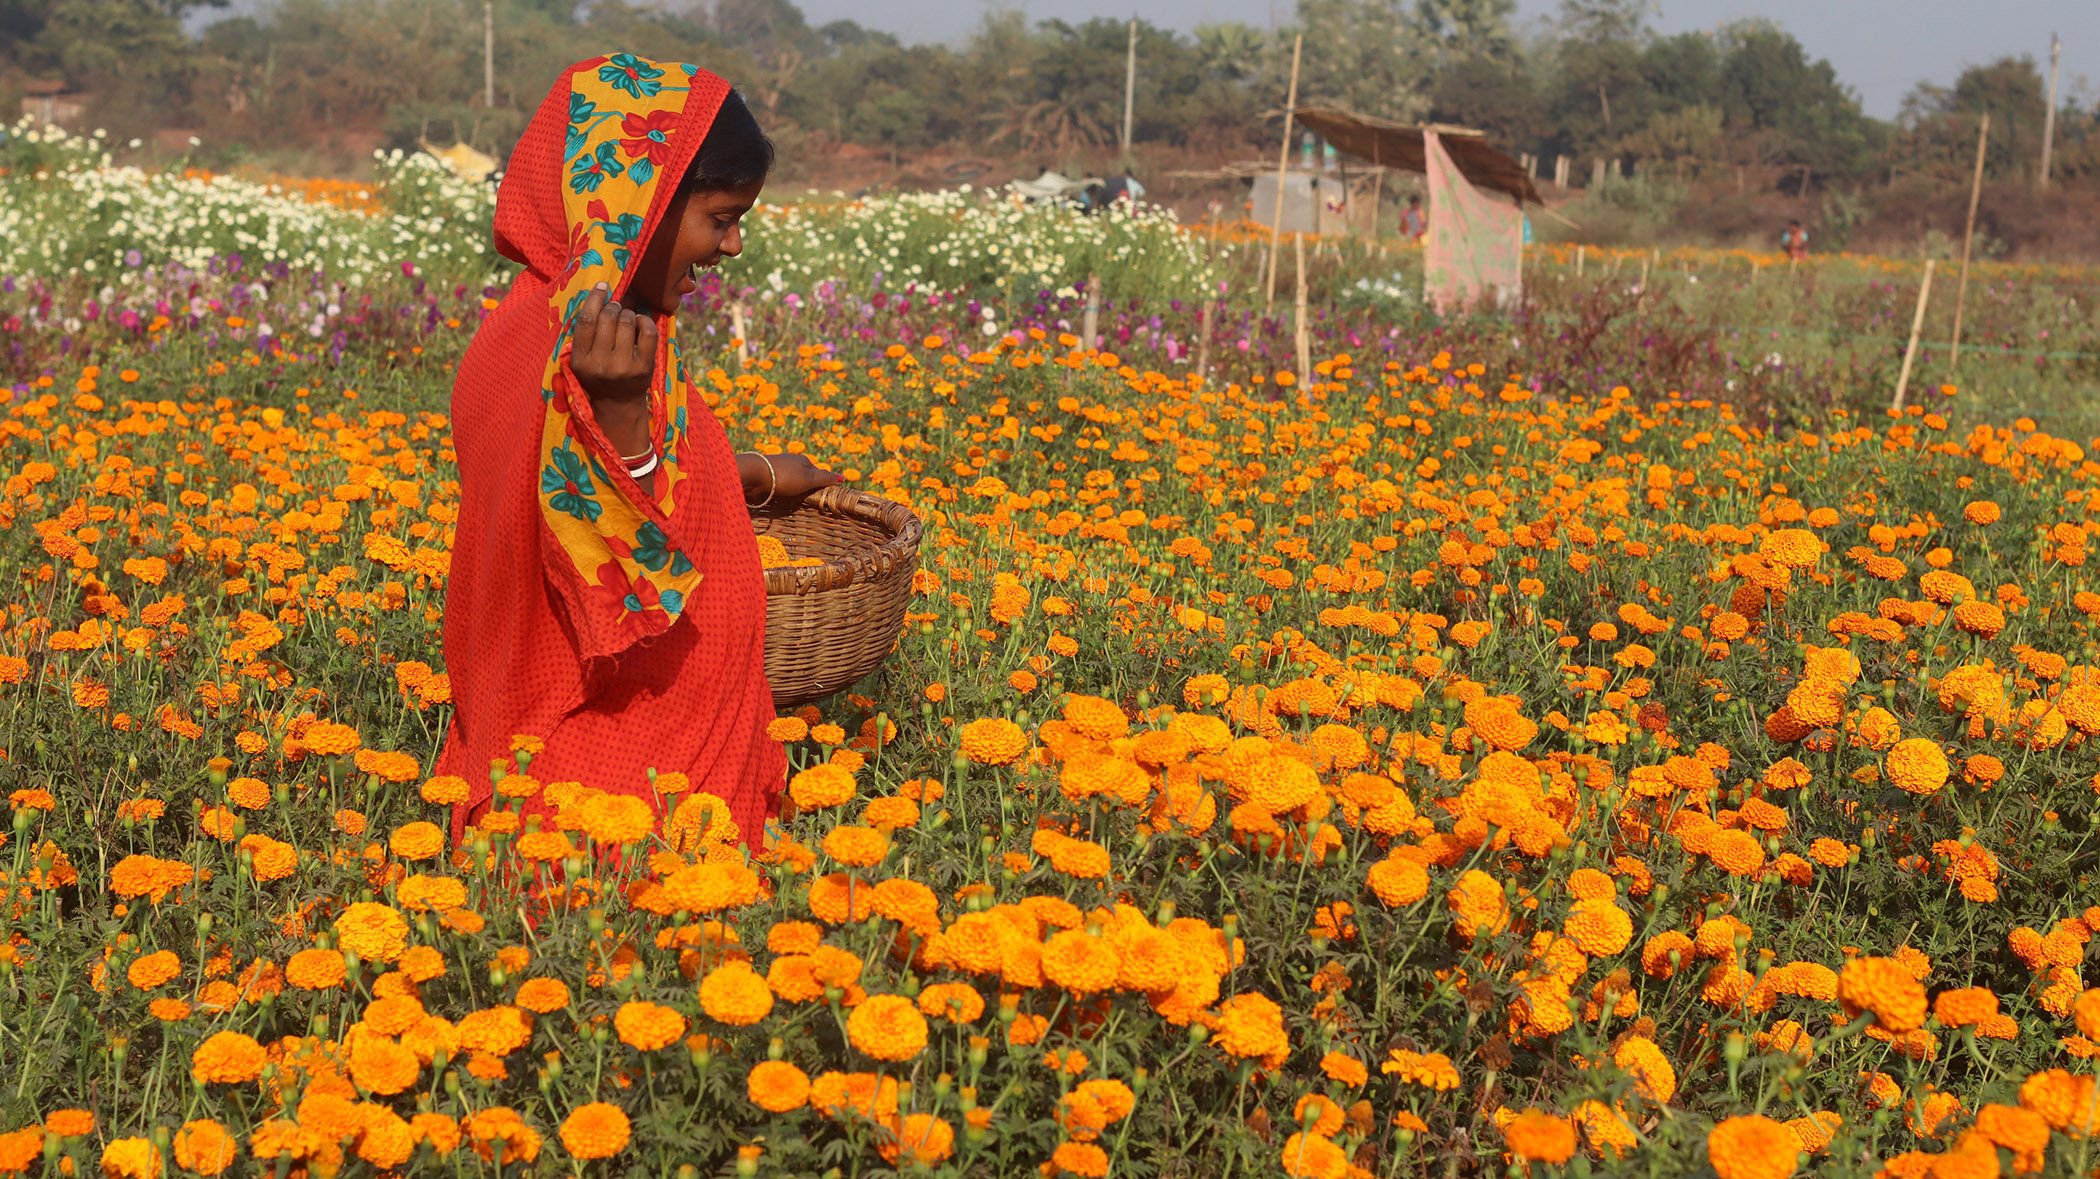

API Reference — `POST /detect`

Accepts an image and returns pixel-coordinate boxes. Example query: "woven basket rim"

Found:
[753,484,923,596]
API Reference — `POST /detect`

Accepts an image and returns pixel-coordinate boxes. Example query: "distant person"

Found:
[1083,175,1145,214]
[443,59,838,850]
[1399,194,1426,240]
[1781,219,1809,260]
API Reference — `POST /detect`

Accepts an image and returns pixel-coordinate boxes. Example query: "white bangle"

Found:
[743,451,777,509]
[626,452,660,479]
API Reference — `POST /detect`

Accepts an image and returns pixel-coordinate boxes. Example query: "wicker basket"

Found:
[752,485,923,711]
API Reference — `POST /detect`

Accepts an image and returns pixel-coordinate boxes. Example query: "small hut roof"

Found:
[1290,107,1542,205]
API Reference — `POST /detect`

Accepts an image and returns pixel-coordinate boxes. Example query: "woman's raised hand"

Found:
[569,284,657,405]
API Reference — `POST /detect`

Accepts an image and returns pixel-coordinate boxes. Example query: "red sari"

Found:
[438,54,782,844]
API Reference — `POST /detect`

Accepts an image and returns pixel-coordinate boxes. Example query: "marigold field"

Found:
[9,143,2100,1179]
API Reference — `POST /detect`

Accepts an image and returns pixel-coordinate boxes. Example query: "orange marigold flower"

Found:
[1838,956,1927,1034]
[1886,738,1950,796]
[614,1001,686,1051]
[191,1030,266,1084]
[747,1060,812,1112]
[171,1120,235,1176]
[846,994,928,1061]
[1502,1110,1576,1163]
[700,963,776,1026]
[958,717,1030,765]
[558,1103,631,1161]
[1706,1114,1797,1179]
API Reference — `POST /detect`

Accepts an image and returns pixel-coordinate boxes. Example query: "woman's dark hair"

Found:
[688,89,774,192]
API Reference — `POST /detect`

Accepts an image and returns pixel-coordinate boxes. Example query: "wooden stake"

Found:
[1264,33,1303,310]
[1081,273,1101,351]
[2041,34,2061,190]
[730,301,749,365]
[1120,17,1137,157]
[1893,259,1937,413]
[1195,298,1213,381]
[1575,245,1584,277]
[1293,233,1311,392]
[1947,113,1989,375]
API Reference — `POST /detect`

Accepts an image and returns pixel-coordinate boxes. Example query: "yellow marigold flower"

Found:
[614,1001,686,1051]
[573,793,654,844]
[846,994,928,1061]
[1964,500,2001,525]
[558,1103,631,1161]
[1706,1114,1797,1179]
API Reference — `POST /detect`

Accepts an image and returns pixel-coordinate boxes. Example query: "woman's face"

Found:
[628,179,764,315]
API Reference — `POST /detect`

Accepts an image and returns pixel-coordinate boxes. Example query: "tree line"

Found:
[0,0,2092,193]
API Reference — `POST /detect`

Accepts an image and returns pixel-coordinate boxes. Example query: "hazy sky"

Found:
[789,0,2095,119]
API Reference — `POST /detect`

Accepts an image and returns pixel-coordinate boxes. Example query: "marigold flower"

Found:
[1041,929,1121,995]
[126,949,181,989]
[1838,956,1927,1034]
[614,1001,686,1051]
[45,1111,94,1138]
[1886,738,1950,796]
[284,948,347,990]
[558,1103,631,1161]
[877,1114,955,1165]
[99,1138,161,1179]
[700,963,776,1026]
[389,821,443,860]
[515,977,571,1013]
[1279,1132,1348,1179]
[846,994,928,1061]
[190,1030,266,1084]
[747,1060,812,1112]
[1707,1114,1797,1179]
[333,901,410,962]
[789,763,857,809]
[172,1120,236,1176]
[959,716,1029,765]
[420,775,470,804]
[1502,1110,1576,1163]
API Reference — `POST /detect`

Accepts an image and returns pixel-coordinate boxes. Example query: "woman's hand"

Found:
[569,284,657,457]
[741,452,844,503]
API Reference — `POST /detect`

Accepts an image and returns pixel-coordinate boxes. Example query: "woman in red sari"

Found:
[439,54,835,846]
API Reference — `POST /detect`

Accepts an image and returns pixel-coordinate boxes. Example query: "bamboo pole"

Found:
[1195,298,1213,382]
[1119,18,1137,158]
[2041,34,2061,189]
[1081,273,1101,351]
[1263,34,1304,310]
[730,300,749,365]
[484,1,496,108]
[1892,259,1937,413]
[1293,233,1311,393]
[1947,113,1989,376]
